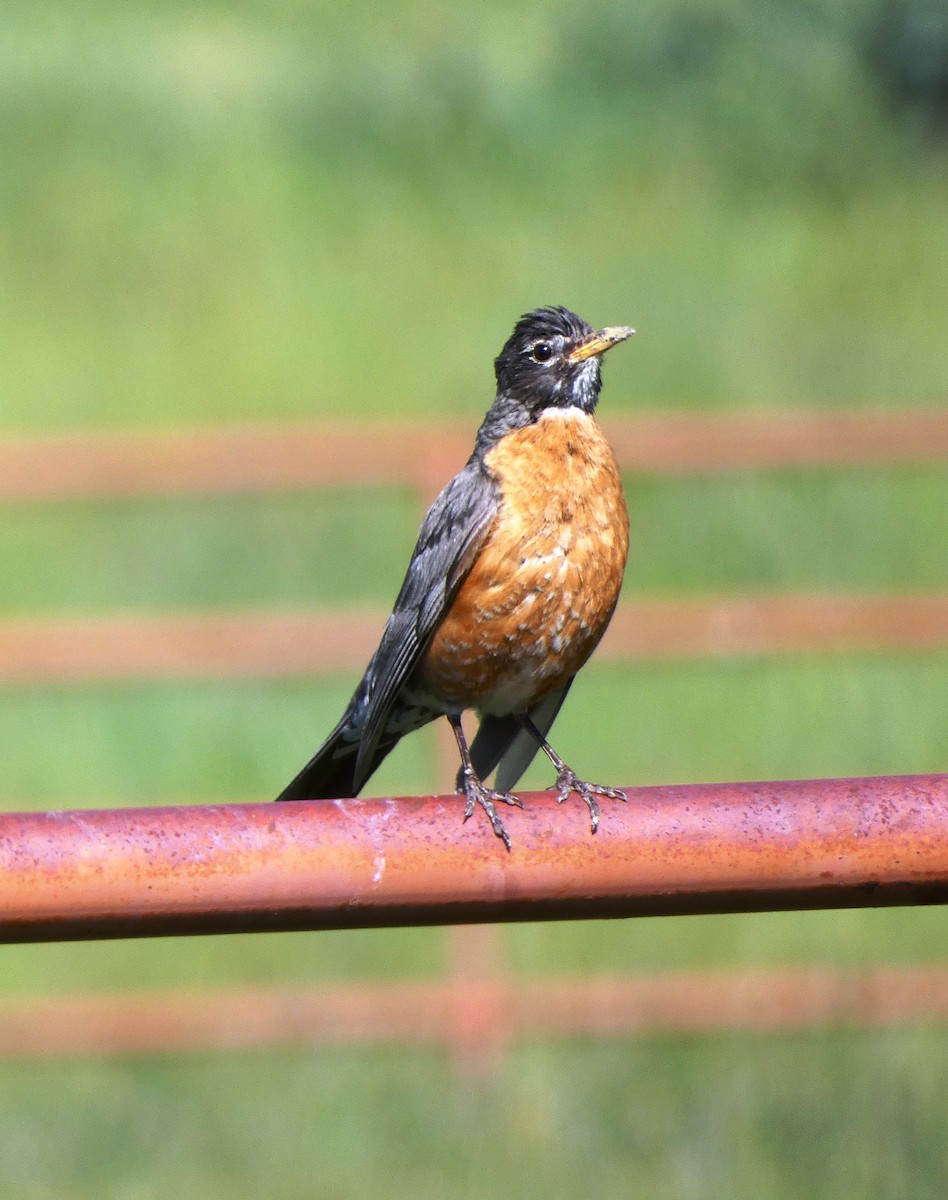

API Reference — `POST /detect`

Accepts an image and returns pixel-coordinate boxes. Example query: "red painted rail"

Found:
[0,775,944,943]
[1,593,946,683]
[2,966,948,1059]
[1,409,946,502]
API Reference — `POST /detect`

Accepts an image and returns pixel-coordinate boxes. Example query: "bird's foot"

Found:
[550,769,627,834]
[458,771,523,851]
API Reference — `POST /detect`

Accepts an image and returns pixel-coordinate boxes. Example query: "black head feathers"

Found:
[487,305,633,426]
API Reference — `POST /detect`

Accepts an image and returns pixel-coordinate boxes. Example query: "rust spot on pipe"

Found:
[0,775,945,943]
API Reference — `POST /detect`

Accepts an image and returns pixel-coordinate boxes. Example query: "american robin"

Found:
[277,305,634,849]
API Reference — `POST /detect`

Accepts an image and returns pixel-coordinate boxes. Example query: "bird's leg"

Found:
[447,713,522,851]
[517,715,626,834]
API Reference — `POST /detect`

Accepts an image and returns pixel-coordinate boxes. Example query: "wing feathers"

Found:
[354,458,498,781]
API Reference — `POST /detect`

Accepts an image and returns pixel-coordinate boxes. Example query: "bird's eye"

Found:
[530,341,554,364]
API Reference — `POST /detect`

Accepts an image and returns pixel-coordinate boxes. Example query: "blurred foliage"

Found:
[865,0,948,134]
[2,0,944,191]
[0,0,947,428]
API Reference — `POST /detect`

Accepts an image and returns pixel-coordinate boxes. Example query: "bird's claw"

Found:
[551,769,627,834]
[459,773,522,851]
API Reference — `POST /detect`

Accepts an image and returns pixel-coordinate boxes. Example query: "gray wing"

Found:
[353,457,499,784]
[461,681,574,792]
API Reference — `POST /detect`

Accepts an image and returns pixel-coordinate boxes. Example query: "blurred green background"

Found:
[1,1,947,1196]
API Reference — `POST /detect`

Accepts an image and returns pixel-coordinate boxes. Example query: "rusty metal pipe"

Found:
[0,775,945,943]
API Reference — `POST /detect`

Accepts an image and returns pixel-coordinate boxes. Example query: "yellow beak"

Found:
[567,325,635,363]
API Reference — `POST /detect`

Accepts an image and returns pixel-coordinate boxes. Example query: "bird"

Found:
[276,305,634,849]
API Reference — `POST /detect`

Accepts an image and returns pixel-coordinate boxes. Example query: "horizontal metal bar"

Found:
[0,775,944,943]
[1,593,945,683]
[2,966,947,1058]
[1,409,946,503]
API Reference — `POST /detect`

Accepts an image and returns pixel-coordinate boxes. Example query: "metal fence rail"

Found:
[2,412,945,1055]
[3,966,948,1060]
[1,408,947,502]
[0,774,944,944]
[1,593,946,683]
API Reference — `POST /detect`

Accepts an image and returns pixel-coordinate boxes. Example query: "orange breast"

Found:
[420,408,629,714]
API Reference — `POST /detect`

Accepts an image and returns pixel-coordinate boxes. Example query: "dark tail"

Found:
[275,716,400,803]
[275,727,358,802]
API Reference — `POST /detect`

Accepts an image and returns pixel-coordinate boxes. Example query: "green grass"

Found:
[1,468,945,614]
[3,653,946,807]
[0,490,422,614]
[4,169,947,429]
[0,2,947,1196]
[0,1032,947,1200]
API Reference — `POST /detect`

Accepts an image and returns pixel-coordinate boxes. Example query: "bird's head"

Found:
[493,306,634,419]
